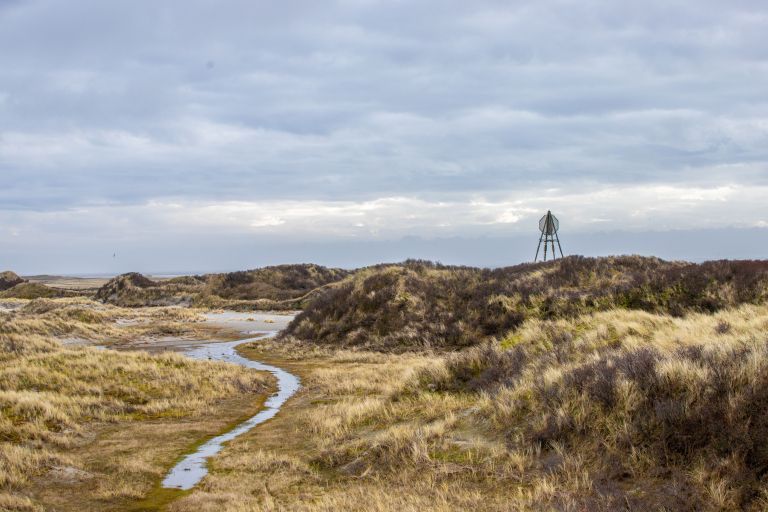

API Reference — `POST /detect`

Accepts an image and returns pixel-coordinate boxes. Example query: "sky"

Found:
[1,0,767,274]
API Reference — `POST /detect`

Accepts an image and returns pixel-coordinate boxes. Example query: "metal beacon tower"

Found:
[535,210,564,262]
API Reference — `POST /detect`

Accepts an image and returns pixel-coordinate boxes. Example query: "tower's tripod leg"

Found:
[535,232,544,262]
[555,233,564,258]
[543,235,548,261]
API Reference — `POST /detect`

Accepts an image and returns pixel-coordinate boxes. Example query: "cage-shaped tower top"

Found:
[535,210,564,262]
[539,212,559,235]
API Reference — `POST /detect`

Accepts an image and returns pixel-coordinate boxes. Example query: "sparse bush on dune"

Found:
[94,272,198,307]
[285,256,768,350]
[286,263,499,350]
[165,275,207,286]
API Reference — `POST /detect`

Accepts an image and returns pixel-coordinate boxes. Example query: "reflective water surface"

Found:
[161,317,299,490]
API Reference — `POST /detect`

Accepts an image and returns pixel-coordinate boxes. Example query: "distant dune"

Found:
[93,264,351,309]
[0,270,25,291]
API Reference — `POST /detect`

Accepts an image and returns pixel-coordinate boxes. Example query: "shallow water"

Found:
[161,319,300,490]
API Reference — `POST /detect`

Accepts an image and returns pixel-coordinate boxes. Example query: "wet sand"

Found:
[107,311,298,353]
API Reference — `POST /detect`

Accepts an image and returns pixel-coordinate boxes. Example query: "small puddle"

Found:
[161,327,300,490]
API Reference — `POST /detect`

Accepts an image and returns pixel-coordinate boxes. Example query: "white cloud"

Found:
[4,183,764,244]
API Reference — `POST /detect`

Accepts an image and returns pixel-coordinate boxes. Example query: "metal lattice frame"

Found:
[535,210,564,262]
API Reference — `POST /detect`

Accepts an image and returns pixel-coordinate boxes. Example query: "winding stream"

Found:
[160,315,300,490]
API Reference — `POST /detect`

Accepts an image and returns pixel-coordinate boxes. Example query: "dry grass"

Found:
[414,304,768,510]
[6,279,768,511]
[166,303,768,511]
[0,272,25,292]
[0,298,272,510]
[0,297,226,348]
[167,347,501,512]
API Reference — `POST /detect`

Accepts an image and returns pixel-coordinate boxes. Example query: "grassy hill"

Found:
[284,256,768,350]
[238,257,768,510]
[398,303,768,509]
[0,282,71,300]
[1,272,87,299]
[0,272,25,292]
[95,264,350,309]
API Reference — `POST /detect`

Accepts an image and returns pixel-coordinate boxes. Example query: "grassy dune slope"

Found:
[1,272,87,299]
[285,256,768,350]
[0,300,271,511]
[415,305,768,509]
[166,255,768,511]
[175,304,768,511]
[0,283,72,299]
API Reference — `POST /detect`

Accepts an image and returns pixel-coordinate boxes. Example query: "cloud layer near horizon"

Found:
[1,0,767,271]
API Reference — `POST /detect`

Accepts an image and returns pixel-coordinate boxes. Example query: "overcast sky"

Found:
[1,0,767,274]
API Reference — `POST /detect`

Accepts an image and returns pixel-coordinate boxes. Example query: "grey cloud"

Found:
[0,0,767,271]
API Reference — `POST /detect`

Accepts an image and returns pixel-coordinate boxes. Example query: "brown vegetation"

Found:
[94,272,199,307]
[95,264,350,310]
[0,282,72,300]
[171,304,768,511]
[203,265,349,301]
[409,305,768,510]
[285,256,768,350]
[0,272,25,292]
